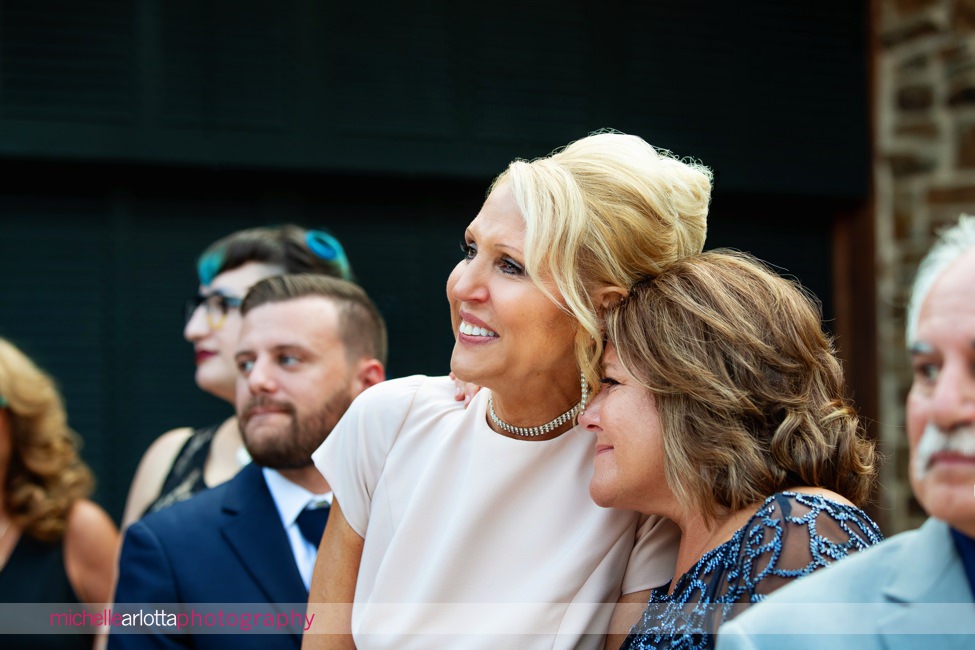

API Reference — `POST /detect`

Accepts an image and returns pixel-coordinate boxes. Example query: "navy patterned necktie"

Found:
[295,504,330,546]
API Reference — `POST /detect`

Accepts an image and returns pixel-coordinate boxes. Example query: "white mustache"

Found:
[913,423,975,480]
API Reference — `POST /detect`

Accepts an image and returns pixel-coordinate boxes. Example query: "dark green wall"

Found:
[0,165,483,519]
[0,0,869,521]
[0,0,868,194]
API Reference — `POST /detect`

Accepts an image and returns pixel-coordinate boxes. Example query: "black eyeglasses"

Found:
[185,292,244,330]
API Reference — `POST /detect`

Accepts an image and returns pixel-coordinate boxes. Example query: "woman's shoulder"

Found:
[715,491,884,602]
[65,500,116,536]
[120,425,197,527]
[141,426,197,464]
[755,490,880,529]
[63,499,119,605]
[350,374,459,413]
[324,375,460,447]
[362,374,454,394]
[734,490,884,573]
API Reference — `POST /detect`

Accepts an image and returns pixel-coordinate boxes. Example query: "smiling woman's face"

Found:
[446,183,578,395]
[581,343,675,516]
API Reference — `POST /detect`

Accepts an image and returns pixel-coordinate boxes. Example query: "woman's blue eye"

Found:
[458,239,523,276]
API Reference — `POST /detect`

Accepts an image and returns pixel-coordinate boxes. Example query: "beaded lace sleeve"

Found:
[726,492,884,601]
[618,492,884,650]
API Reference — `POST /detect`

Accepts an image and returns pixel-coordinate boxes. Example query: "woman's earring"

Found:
[579,372,588,412]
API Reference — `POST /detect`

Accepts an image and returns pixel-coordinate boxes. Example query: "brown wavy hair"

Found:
[603,250,877,523]
[0,338,93,542]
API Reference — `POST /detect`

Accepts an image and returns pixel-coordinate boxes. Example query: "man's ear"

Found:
[352,359,386,395]
[593,286,627,312]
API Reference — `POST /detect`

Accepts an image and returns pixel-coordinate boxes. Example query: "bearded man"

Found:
[110,274,386,650]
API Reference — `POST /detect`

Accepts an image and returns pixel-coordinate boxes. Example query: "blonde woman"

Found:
[306,131,713,649]
[0,337,117,649]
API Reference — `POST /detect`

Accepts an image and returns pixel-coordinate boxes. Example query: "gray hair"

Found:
[907,214,975,344]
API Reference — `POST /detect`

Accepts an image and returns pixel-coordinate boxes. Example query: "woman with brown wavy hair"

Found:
[0,337,118,648]
[581,250,884,650]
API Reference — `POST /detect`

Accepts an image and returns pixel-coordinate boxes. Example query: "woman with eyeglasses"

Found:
[120,225,354,528]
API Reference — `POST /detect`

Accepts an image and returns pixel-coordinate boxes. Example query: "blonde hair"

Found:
[604,251,876,523]
[493,130,712,389]
[0,338,94,542]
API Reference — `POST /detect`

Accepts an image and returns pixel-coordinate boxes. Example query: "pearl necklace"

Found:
[488,373,588,437]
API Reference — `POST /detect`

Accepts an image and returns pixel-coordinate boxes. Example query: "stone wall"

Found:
[875,0,975,532]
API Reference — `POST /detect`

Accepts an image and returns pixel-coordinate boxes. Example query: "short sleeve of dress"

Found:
[730,492,884,601]
[311,375,426,538]
[621,514,682,594]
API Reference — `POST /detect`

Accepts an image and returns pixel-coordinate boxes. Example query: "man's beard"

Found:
[239,389,354,470]
[912,422,975,481]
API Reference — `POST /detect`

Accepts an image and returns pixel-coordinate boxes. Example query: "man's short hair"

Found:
[241,274,387,366]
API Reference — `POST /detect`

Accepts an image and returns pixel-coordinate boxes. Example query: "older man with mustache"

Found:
[716,215,975,649]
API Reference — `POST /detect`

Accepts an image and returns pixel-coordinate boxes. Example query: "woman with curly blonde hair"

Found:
[0,337,117,648]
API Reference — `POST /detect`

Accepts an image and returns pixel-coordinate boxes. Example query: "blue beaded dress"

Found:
[619,492,884,650]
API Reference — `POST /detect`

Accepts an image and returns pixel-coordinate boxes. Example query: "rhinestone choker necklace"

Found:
[488,373,588,437]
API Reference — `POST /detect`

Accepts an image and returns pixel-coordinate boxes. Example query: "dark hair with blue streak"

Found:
[197,224,353,286]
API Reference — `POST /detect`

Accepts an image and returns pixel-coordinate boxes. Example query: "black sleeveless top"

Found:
[0,532,95,649]
[143,423,220,516]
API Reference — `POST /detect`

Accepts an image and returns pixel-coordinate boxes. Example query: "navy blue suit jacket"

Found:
[108,463,309,650]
